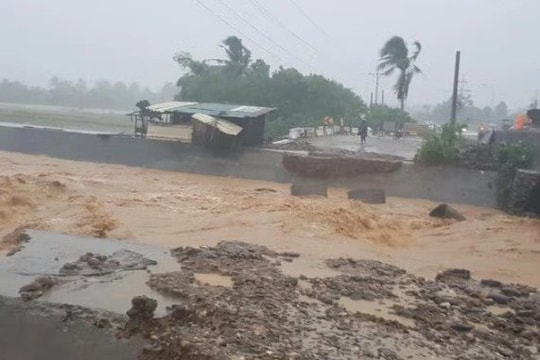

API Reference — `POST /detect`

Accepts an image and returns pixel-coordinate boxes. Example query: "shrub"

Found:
[416,124,459,165]
[495,142,534,209]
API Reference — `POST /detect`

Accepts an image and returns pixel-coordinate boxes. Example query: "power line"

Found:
[193,0,291,67]
[212,0,318,72]
[248,0,318,54]
[287,0,328,37]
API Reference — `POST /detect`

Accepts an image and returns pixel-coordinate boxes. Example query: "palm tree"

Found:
[377,36,422,111]
[221,36,252,76]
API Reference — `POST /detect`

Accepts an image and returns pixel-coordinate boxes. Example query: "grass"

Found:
[0,102,132,133]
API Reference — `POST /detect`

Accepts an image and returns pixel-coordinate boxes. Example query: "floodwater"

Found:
[1,150,539,290]
[338,296,416,328]
[0,230,182,316]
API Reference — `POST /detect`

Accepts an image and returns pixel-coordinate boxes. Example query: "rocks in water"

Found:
[347,189,386,204]
[60,249,157,276]
[429,203,466,221]
[19,276,57,301]
[127,295,157,322]
[435,269,471,282]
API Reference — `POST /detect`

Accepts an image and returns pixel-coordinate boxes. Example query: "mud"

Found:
[128,241,540,359]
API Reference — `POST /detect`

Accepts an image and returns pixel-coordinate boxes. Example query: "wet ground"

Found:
[0,296,143,360]
[0,230,180,315]
[308,134,423,161]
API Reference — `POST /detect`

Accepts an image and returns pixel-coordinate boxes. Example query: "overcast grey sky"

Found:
[1,0,538,110]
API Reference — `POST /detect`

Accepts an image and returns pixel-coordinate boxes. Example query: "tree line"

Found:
[174,36,367,137]
[0,77,177,110]
[413,94,510,128]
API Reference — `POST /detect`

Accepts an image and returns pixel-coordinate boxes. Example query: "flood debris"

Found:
[60,249,157,276]
[112,242,540,359]
[19,276,57,301]
[429,203,466,221]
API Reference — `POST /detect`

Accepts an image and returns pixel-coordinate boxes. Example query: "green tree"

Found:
[221,36,252,76]
[173,36,367,137]
[378,36,422,111]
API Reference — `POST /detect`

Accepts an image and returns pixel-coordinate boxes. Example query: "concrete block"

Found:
[347,189,386,204]
[290,183,328,197]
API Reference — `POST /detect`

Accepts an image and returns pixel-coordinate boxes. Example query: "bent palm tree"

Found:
[378,36,422,111]
[221,36,252,76]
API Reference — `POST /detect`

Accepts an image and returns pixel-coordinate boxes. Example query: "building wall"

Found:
[191,121,239,150]
[226,115,266,146]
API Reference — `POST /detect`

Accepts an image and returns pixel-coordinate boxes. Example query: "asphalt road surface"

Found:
[308,135,423,161]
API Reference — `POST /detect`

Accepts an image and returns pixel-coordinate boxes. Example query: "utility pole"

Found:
[369,72,381,105]
[370,92,373,109]
[450,51,461,127]
[381,90,385,105]
[458,76,468,99]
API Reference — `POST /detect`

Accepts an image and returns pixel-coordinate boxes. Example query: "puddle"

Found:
[280,257,341,279]
[194,273,233,288]
[0,230,182,316]
[486,305,515,316]
[338,296,415,328]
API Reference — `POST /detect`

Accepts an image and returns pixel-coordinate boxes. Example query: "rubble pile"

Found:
[117,241,540,360]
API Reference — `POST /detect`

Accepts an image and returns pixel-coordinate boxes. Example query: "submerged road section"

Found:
[0,124,496,207]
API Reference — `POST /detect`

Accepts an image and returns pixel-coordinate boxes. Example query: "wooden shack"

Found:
[191,113,243,150]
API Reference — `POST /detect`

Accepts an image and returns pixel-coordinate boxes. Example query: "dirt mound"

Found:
[0,174,129,253]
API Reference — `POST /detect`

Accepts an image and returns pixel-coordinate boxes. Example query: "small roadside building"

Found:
[128,101,275,146]
[171,103,275,146]
[191,113,243,150]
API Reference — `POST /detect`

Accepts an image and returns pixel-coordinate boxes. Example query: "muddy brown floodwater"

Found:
[1,150,538,288]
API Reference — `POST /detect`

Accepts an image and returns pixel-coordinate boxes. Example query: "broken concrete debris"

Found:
[429,203,466,221]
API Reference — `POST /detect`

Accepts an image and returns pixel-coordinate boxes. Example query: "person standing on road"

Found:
[359,119,368,144]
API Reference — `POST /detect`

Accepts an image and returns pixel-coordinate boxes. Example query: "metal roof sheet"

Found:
[192,113,243,136]
[172,103,275,118]
[147,101,197,113]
